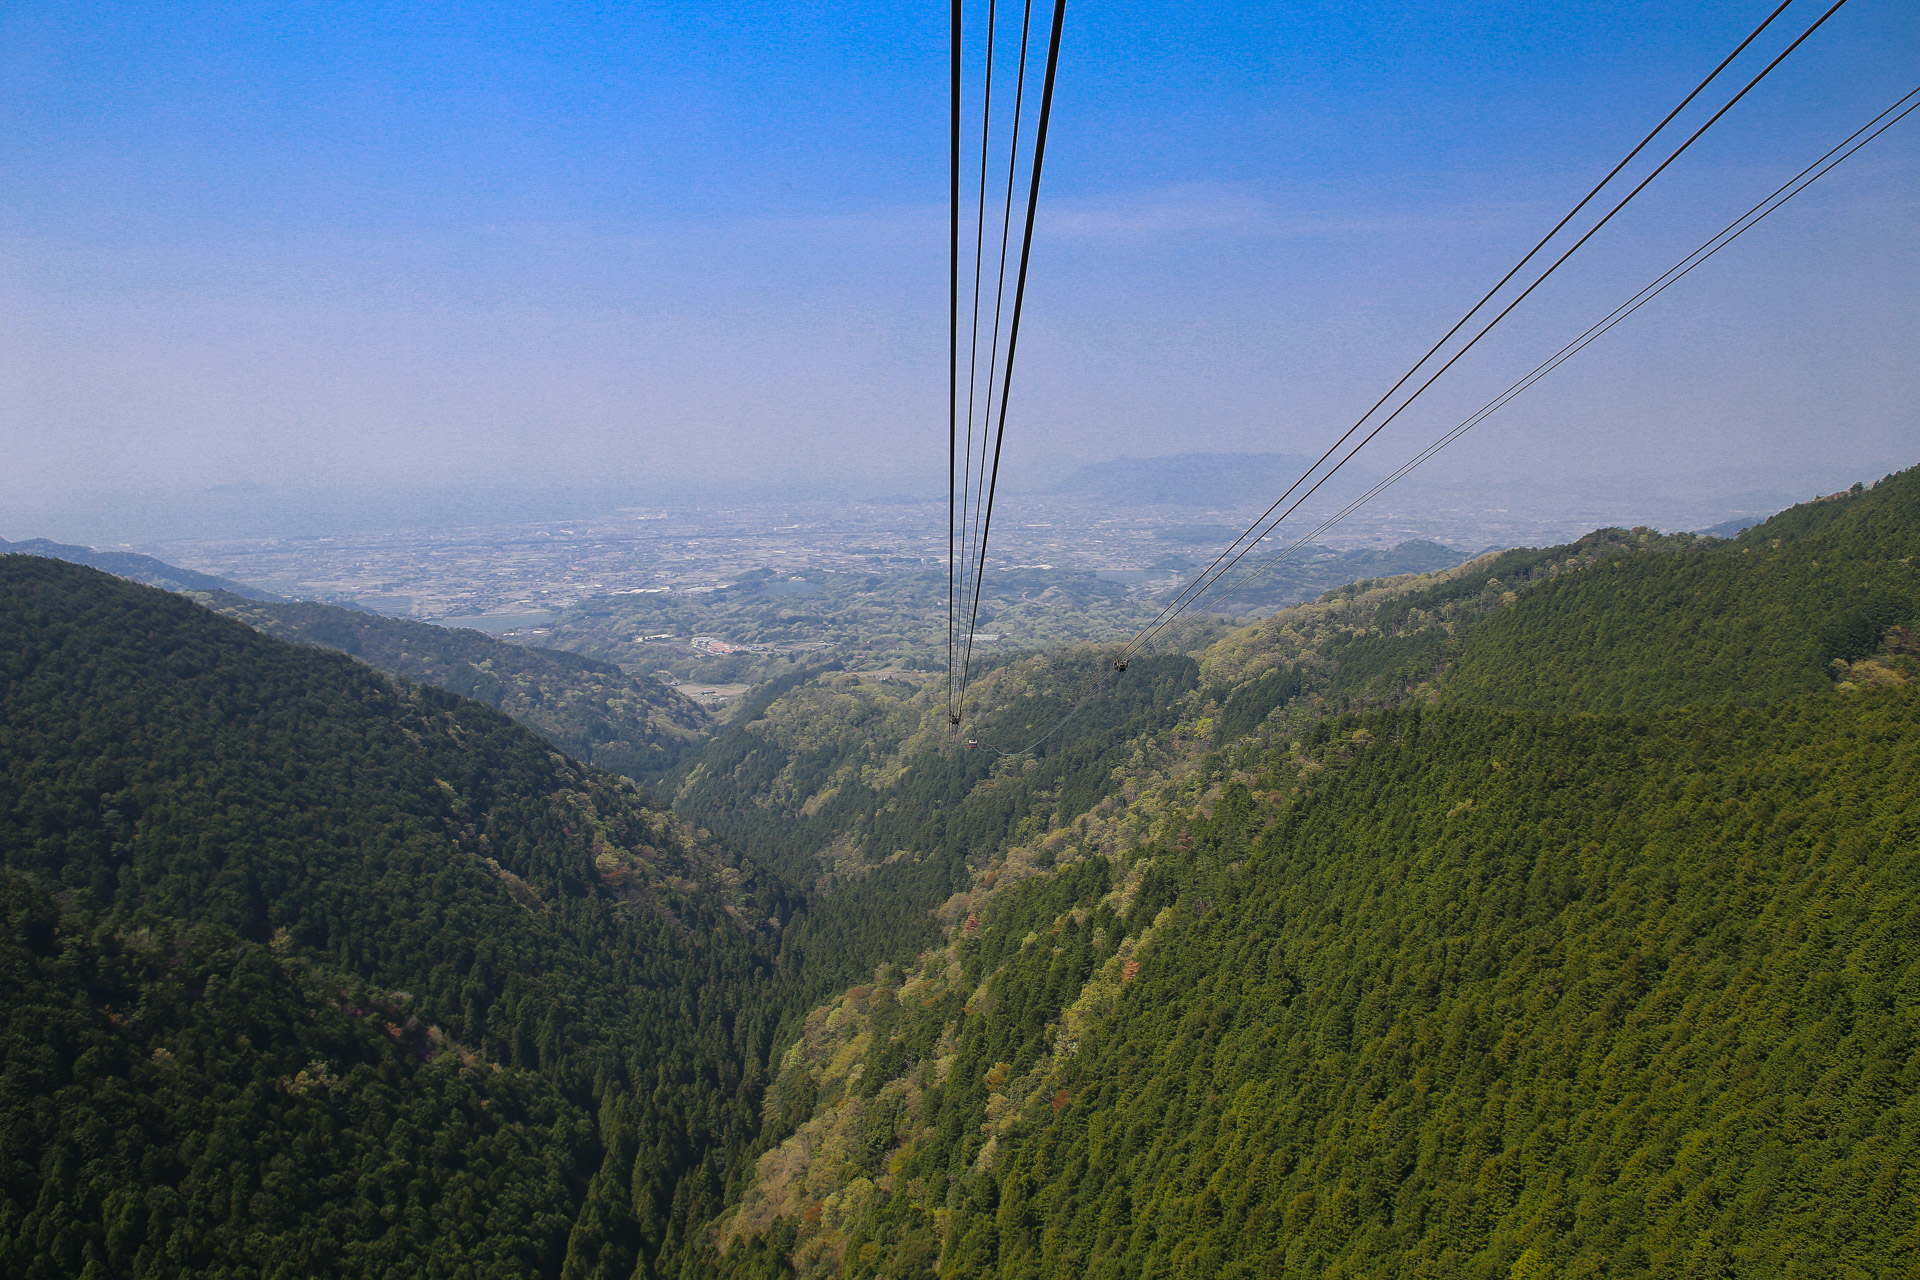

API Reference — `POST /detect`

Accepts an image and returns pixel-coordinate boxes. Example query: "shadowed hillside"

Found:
[0,556,781,1276]
[0,536,279,600]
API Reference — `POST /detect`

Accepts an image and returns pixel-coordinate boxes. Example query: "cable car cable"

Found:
[1120,0,1810,655]
[1198,82,1920,611]
[959,0,1036,698]
[956,0,1068,716]
[980,77,1915,759]
[953,0,1001,726]
[948,0,963,724]
[1120,0,1851,660]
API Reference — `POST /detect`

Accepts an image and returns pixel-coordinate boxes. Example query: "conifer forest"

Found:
[6,471,1920,1277]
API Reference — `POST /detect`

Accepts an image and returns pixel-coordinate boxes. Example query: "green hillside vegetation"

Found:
[1197,526,1716,718]
[0,557,784,1276]
[0,873,591,1278]
[668,644,1225,992]
[201,592,709,779]
[703,470,1920,1278]
[1443,480,1920,713]
[1190,538,1473,614]
[926,698,1917,1278]
[8,468,1920,1278]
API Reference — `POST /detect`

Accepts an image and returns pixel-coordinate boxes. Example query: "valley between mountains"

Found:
[4,472,1918,1278]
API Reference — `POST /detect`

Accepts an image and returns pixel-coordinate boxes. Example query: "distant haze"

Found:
[3,0,1916,545]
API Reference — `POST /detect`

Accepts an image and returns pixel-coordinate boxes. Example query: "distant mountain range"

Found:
[0,536,280,599]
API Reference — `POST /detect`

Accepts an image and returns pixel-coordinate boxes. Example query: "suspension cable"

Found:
[1198,83,1920,614]
[954,0,1069,721]
[958,0,1035,718]
[1119,0,1816,657]
[971,60,1908,759]
[952,0,998,726]
[1120,0,1851,660]
[947,0,963,723]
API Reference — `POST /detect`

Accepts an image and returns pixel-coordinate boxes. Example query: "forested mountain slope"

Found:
[0,557,781,1277]
[7,469,1918,1278]
[1,874,594,1278]
[1443,476,1920,713]
[670,650,1214,995]
[703,471,1920,1279]
[0,538,707,779]
[202,592,709,779]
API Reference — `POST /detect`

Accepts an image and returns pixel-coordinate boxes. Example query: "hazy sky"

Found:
[3,0,1917,541]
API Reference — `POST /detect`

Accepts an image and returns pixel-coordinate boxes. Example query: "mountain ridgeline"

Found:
[2,467,1918,1277]
[0,538,707,780]
[0,537,279,600]
[200,593,710,779]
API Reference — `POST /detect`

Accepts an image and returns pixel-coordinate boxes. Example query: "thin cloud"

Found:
[1036,186,1506,240]
[469,187,1505,251]
[1040,187,1271,237]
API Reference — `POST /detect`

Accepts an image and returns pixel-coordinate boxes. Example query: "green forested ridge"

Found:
[200,592,709,779]
[0,557,787,1276]
[0,558,1194,1277]
[705,471,1920,1278]
[923,698,1920,1277]
[664,647,1211,1017]
[1442,476,1920,714]
[1190,526,1705,724]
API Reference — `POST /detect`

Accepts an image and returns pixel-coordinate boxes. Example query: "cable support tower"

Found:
[1115,0,1851,664]
[946,0,1069,735]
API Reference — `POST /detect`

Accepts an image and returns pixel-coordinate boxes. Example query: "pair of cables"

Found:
[947,0,1068,733]
[1114,0,1854,665]
[1196,80,1920,613]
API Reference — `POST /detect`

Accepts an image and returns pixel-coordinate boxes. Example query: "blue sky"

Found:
[3,0,1916,539]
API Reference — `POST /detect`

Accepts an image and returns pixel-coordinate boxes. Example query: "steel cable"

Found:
[958,0,1037,719]
[955,0,1069,720]
[947,0,963,722]
[1120,0,1813,656]
[1120,0,1852,661]
[974,68,1912,756]
[952,0,999,724]
[1195,82,1920,614]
